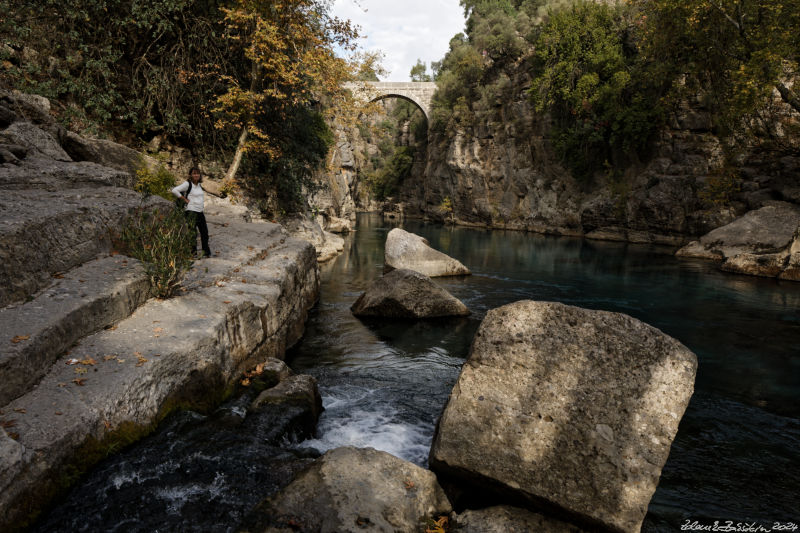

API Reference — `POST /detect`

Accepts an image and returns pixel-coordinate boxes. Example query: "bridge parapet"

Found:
[343,81,437,119]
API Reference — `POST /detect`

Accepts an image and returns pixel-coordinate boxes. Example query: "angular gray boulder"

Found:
[429,300,697,533]
[351,268,470,319]
[384,228,470,277]
[676,202,800,280]
[242,446,452,533]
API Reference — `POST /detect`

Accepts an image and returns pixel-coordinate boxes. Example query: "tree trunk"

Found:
[224,127,248,182]
[775,81,800,115]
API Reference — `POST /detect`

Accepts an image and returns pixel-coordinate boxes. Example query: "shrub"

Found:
[134,164,177,201]
[116,205,195,298]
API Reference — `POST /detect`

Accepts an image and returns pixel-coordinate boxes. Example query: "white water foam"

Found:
[299,403,433,465]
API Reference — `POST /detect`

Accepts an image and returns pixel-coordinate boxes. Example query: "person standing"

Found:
[171,167,212,258]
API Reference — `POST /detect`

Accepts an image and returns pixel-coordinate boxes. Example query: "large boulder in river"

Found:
[351,268,470,319]
[241,446,452,533]
[429,300,697,533]
[676,202,800,280]
[384,228,470,277]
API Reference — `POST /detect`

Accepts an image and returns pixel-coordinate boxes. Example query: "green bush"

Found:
[134,164,177,201]
[117,205,195,299]
[368,146,416,200]
[529,1,665,181]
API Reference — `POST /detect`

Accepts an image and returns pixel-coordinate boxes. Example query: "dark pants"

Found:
[185,211,211,256]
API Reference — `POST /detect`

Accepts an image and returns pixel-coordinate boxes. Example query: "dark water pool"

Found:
[288,213,800,530]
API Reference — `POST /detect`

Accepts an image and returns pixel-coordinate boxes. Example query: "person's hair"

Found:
[189,167,202,182]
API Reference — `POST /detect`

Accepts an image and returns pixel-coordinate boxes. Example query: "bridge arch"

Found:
[343,81,437,120]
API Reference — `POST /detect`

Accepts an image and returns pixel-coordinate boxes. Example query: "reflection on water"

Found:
[288,213,800,530]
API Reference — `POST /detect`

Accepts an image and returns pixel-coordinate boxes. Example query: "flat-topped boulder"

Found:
[240,446,452,533]
[430,300,697,533]
[351,268,470,319]
[676,202,800,280]
[384,228,471,277]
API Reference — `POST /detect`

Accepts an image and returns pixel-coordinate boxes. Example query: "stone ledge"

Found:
[0,219,319,530]
[0,187,163,307]
[0,255,151,406]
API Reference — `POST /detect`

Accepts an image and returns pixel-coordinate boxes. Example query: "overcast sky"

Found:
[331,0,466,81]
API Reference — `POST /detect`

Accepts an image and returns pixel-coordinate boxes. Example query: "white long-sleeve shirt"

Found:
[171,180,205,213]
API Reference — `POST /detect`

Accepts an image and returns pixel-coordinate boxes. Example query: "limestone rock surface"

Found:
[384,228,470,277]
[282,215,344,263]
[351,268,470,319]
[676,202,800,279]
[242,446,452,533]
[452,505,584,533]
[429,300,697,533]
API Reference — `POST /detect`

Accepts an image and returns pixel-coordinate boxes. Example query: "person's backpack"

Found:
[175,181,193,209]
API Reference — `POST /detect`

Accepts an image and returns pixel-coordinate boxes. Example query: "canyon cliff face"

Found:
[320,73,800,249]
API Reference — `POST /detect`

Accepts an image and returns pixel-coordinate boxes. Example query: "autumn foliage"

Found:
[1,0,374,212]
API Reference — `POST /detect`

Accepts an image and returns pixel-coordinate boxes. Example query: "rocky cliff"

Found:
[418,73,800,248]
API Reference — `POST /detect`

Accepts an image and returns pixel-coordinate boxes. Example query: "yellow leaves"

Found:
[80,358,97,366]
[72,378,87,386]
[135,352,148,367]
[153,327,164,337]
[10,335,30,344]
[425,516,449,533]
[240,362,265,385]
[75,367,88,375]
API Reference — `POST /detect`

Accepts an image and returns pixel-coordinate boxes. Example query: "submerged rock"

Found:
[241,446,452,533]
[384,228,470,277]
[429,300,697,533]
[676,202,800,280]
[351,268,470,319]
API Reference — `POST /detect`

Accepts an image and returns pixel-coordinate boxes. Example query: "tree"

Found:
[214,0,361,182]
[529,1,664,179]
[410,59,432,82]
[634,0,800,119]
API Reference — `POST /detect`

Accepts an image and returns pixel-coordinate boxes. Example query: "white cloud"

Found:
[331,0,466,81]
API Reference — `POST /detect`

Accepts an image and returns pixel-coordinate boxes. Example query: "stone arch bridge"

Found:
[343,81,437,120]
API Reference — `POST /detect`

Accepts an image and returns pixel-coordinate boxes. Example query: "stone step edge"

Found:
[0,254,151,406]
[0,236,319,531]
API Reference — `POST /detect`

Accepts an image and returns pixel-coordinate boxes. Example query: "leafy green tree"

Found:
[410,59,431,82]
[529,1,664,180]
[634,0,800,120]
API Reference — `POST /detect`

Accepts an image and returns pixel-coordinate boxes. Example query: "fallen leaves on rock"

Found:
[1,419,17,429]
[136,353,148,366]
[75,367,88,375]
[223,300,232,304]
[425,516,449,533]
[66,358,80,365]
[80,358,97,366]
[52,273,65,279]
[72,378,86,386]
[55,411,63,415]
[404,479,415,490]
[13,408,26,414]
[105,324,118,331]
[153,327,164,337]
[103,355,117,361]
[11,335,30,343]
